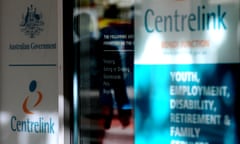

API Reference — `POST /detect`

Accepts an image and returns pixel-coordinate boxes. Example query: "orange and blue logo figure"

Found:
[22,80,43,114]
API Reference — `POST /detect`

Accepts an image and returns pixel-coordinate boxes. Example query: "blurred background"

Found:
[73,0,134,143]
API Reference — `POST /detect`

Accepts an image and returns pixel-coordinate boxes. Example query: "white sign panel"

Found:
[0,0,59,144]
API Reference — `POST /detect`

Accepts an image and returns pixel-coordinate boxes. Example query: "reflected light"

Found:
[73,73,79,144]
[207,20,226,48]
[205,20,227,63]
[0,112,12,141]
[0,112,11,125]
[137,33,163,64]
[58,94,65,144]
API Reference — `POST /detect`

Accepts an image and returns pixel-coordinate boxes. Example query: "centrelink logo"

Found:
[20,4,44,38]
[22,80,43,114]
[10,80,55,134]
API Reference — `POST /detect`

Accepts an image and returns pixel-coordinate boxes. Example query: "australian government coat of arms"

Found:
[20,5,44,38]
